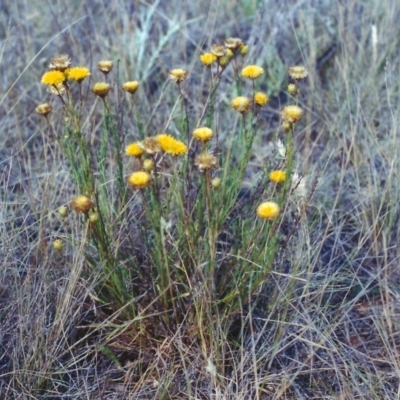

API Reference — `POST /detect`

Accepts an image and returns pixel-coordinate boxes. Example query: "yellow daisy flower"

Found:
[41,70,66,86]
[254,92,268,107]
[231,96,251,113]
[200,53,217,66]
[157,134,187,156]
[127,171,151,189]
[92,82,111,98]
[67,67,91,82]
[122,81,139,94]
[169,69,187,83]
[269,170,286,183]
[241,65,264,80]
[125,142,144,157]
[192,127,214,143]
[257,201,280,220]
[281,105,304,124]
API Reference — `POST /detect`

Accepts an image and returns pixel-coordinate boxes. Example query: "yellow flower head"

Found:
[41,70,66,86]
[169,69,187,83]
[157,134,188,156]
[257,201,280,220]
[211,44,226,57]
[225,37,242,50]
[125,142,144,157]
[193,127,214,143]
[53,239,63,252]
[231,96,251,114]
[281,105,304,124]
[49,54,71,71]
[127,171,151,189]
[288,66,308,80]
[241,65,264,80]
[92,82,111,98]
[139,137,162,155]
[122,81,139,94]
[35,103,52,117]
[195,151,217,171]
[67,67,91,83]
[239,44,249,56]
[71,195,93,213]
[269,170,286,183]
[58,206,68,219]
[287,83,298,96]
[211,177,221,189]
[143,159,154,172]
[200,53,217,66]
[254,92,269,107]
[218,56,230,67]
[97,60,114,74]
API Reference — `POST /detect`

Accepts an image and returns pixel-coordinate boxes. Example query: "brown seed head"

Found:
[35,103,52,117]
[211,44,225,57]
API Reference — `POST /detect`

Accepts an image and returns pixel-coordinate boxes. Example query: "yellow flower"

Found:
[193,127,214,143]
[287,83,298,96]
[139,137,162,155]
[169,69,187,83]
[157,134,187,156]
[71,195,93,213]
[92,82,111,98]
[125,142,144,157]
[127,171,151,189]
[281,105,304,124]
[231,96,251,113]
[239,44,249,56]
[241,65,264,80]
[194,152,217,171]
[122,81,139,94]
[218,56,230,67]
[67,66,91,82]
[288,66,308,80]
[211,177,221,189]
[41,70,66,86]
[257,201,280,220]
[58,206,68,219]
[269,170,286,183]
[97,60,114,74]
[53,239,63,252]
[254,92,268,107]
[48,54,71,71]
[200,53,217,66]
[143,159,154,172]
[35,103,52,116]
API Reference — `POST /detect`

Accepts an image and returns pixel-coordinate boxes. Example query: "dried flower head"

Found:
[47,82,66,96]
[239,44,249,56]
[281,105,304,124]
[288,66,308,80]
[193,127,214,143]
[257,201,280,220]
[92,82,111,98]
[241,65,264,80]
[269,170,286,183]
[200,53,217,66]
[53,239,63,252]
[254,92,269,107]
[122,81,139,94]
[35,103,52,117]
[231,96,251,114]
[49,54,71,71]
[211,44,225,57]
[125,142,144,157]
[169,69,187,83]
[139,137,162,155]
[157,134,187,156]
[71,195,93,213]
[225,37,242,50]
[127,171,151,189]
[41,70,66,86]
[97,60,114,74]
[287,83,298,96]
[195,151,217,171]
[67,66,91,83]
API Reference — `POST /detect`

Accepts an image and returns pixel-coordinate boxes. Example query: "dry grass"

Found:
[1,0,400,398]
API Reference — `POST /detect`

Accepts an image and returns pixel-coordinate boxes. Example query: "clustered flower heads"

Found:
[200,37,248,67]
